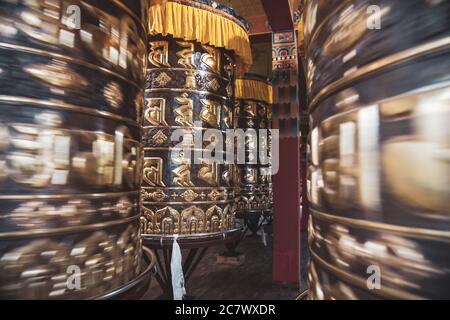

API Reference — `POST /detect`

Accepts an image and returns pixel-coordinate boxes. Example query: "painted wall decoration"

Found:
[272,30,298,71]
[271,30,299,138]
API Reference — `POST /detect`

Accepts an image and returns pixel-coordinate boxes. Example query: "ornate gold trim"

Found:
[143,126,229,133]
[141,227,242,241]
[144,147,232,154]
[148,67,229,81]
[142,186,235,190]
[142,200,235,205]
[145,88,229,101]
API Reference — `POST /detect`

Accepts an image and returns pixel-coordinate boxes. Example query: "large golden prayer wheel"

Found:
[140,0,252,240]
[304,0,450,299]
[234,75,273,215]
[0,0,152,299]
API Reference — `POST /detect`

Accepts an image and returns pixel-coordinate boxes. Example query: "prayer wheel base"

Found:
[142,228,242,299]
[141,228,243,248]
[93,247,157,300]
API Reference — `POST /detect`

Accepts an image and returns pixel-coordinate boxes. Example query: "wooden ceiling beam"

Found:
[250,33,272,44]
[260,0,293,32]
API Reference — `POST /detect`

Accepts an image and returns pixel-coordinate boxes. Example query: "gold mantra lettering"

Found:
[143,157,166,187]
[200,99,221,128]
[174,93,194,127]
[172,164,195,187]
[144,98,168,126]
[149,41,170,67]
[198,160,219,186]
[176,41,196,69]
[201,45,221,74]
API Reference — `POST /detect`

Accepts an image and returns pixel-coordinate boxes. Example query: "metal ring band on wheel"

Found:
[92,247,157,300]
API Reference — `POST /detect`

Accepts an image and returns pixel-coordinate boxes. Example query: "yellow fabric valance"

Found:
[235,78,273,105]
[148,0,252,75]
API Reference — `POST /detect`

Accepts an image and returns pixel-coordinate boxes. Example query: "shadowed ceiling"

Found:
[215,0,300,78]
[216,0,299,35]
[215,0,270,35]
[217,0,266,17]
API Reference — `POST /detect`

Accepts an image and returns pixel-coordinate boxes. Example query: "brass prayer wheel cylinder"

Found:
[303,0,450,102]
[140,0,251,240]
[0,0,149,299]
[141,37,238,237]
[234,75,273,215]
[304,0,450,299]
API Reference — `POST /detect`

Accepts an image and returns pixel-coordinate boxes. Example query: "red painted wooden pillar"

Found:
[271,30,301,284]
[272,136,301,284]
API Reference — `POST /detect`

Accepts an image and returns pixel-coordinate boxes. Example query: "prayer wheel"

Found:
[140,0,252,240]
[0,0,153,299]
[234,74,274,215]
[304,0,450,299]
[304,0,450,101]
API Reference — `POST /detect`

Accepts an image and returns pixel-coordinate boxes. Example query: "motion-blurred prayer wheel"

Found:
[304,0,450,299]
[0,0,154,299]
[234,75,273,215]
[140,0,252,241]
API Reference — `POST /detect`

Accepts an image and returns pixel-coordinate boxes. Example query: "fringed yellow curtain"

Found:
[149,0,252,75]
[235,79,273,105]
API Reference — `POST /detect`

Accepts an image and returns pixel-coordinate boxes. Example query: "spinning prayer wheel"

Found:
[140,0,252,240]
[234,74,273,215]
[304,0,450,299]
[303,0,450,101]
[0,0,153,299]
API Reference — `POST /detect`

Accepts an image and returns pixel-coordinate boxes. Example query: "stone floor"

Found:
[142,226,307,300]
